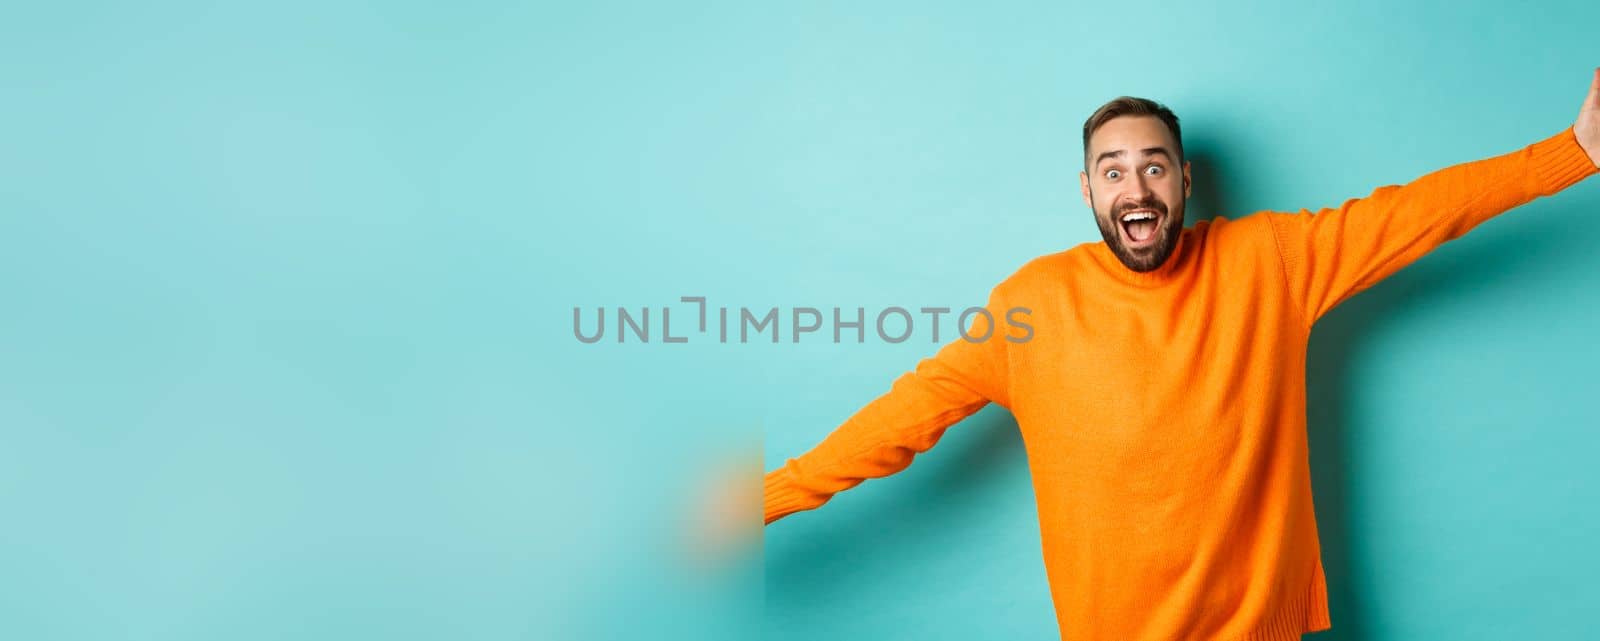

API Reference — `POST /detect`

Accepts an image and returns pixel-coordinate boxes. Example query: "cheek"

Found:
[1160,182,1185,204]
[1090,185,1120,207]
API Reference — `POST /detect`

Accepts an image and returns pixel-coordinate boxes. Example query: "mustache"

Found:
[1116,196,1168,218]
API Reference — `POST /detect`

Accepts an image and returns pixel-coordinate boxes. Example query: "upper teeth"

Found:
[1121,211,1156,222]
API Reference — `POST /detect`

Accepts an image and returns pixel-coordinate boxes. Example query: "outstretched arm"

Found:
[763,287,1017,525]
[1263,68,1600,327]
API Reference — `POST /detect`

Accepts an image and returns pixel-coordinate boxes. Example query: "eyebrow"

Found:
[1093,147,1174,169]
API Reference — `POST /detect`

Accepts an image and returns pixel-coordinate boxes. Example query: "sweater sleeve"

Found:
[763,284,1017,525]
[1264,127,1597,327]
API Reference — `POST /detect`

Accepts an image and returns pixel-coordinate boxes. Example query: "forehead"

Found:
[1086,115,1177,160]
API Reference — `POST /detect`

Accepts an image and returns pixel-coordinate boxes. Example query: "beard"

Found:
[1092,192,1185,273]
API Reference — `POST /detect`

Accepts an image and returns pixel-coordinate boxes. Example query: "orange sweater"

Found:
[764,128,1597,640]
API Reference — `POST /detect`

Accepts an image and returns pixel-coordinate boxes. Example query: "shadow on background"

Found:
[763,405,1027,602]
[1200,135,1596,640]
[1303,199,1591,640]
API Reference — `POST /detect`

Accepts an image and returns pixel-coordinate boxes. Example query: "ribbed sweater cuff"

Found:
[1529,127,1598,196]
[764,466,820,525]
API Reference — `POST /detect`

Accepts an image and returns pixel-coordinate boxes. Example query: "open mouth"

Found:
[1118,209,1162,247]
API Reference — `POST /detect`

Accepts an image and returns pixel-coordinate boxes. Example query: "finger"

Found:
[1590,67,1600,108]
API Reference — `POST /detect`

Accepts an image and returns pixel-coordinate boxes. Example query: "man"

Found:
[761,70,1600,640]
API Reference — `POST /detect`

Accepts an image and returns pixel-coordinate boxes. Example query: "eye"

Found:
[1104,169,1121,180]
[1145,165,1163,176]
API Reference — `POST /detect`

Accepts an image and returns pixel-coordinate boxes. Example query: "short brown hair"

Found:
[1082,96,1183,168]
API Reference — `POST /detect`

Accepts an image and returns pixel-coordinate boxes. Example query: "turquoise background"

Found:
[1,1,1596,640]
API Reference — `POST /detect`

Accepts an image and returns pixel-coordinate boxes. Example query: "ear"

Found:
[1182,160,1192,200]
[1079,171,1093,209]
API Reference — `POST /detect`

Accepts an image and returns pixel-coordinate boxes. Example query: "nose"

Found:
[1128,172,1154,200]
[1120,173,1158,206]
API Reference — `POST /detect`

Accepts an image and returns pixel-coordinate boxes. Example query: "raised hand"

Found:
[1576,67,1600,169]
